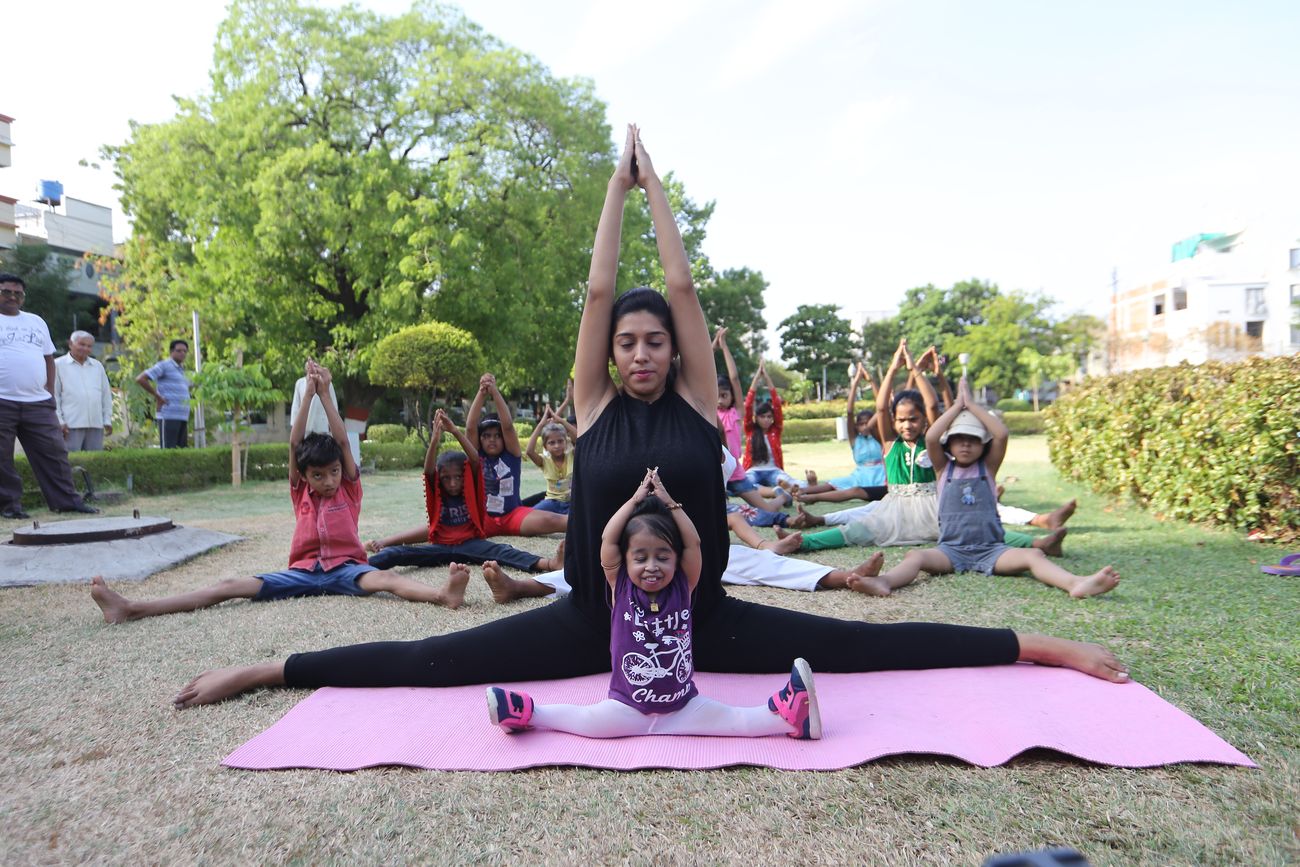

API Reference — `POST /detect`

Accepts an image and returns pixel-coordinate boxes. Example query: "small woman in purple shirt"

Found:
[487,469,820,739]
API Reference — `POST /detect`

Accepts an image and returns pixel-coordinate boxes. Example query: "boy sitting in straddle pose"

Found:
[91,361,469,623]
[364,408,563,592]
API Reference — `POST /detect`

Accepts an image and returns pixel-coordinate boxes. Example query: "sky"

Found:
[6,0,1300,354]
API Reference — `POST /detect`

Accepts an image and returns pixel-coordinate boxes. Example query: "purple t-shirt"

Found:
[608,568,698,714]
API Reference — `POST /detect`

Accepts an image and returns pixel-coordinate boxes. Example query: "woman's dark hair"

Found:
[295,433,343,472]
[610,287,679,388]
[169,339,189,352]
[892,388,925,416]
[620,497,683,561]
[749,400,773,464]
[436,450,467,471]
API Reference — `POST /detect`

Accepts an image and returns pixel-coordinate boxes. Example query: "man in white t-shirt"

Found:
[0,273,98,519]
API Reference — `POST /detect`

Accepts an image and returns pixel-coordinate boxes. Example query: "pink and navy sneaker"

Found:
[768,658,821,740]
[486,687,534,733]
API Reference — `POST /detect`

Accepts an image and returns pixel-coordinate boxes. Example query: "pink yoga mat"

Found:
[223,665,1255,772]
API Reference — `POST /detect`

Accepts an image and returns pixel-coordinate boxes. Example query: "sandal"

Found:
[1260,554,1300,576]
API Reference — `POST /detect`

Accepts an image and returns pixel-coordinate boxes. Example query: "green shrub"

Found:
[365,423,409,444]
[1003,411,1045,435]
[1046,356,1300,540]
[782,400,846,420]
[15,441,426,507]
[996,398,1033,412]
[783,418,838,443]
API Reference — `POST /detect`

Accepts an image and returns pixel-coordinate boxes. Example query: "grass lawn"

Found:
[1,436,1296,864]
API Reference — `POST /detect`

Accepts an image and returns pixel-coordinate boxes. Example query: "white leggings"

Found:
[824,501,1038,526]
[532,695,790,738]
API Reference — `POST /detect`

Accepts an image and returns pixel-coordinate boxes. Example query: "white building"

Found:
[0,113,15,249]
[1108,228,1300,373]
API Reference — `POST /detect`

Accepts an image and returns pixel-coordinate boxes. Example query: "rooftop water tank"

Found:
[36,179,63,207]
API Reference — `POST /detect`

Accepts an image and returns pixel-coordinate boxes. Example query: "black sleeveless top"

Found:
[565,390,729,623]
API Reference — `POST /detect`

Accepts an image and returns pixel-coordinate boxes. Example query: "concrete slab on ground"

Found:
[0,527,242,587]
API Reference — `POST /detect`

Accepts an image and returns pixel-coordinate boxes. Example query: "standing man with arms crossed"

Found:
[54,330,114,452]
[136,339,191,448]
[0,273,98,518]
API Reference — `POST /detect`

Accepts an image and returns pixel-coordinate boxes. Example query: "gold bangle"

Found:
[600,560,622,571]
[668,502,683,511]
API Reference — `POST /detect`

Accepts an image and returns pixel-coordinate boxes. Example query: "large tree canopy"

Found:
[777,303,856,389]
[103,0,619,403]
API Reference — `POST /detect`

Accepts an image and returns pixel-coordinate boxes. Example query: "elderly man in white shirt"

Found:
[54,331,114,452]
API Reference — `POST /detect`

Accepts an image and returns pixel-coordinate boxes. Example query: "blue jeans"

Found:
[254,561,377,601]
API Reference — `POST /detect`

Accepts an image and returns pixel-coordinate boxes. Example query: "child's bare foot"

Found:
[364,538,383,554]
[995,484,1005,501]
[537,539,565,572]
[482,561,522,604]
[1032,527,1067,557]
[90,575,137,624]
[847,574,892,597]
[851,552,885,579]
[805,469,818,486]
[173,661,286,709]
[1031,499,1077,530]
[1017,633,1129,683]
[761,531,803,555]
[1070,565,1120,598]
[442,562,471,609]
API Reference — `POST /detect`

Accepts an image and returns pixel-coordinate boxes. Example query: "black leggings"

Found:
[283,595,1019,688]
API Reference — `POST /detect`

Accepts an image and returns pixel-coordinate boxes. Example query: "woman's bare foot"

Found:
[1031,499,1077,530]
[1016,633,1129,683]
[760,531,803,555]
[536,539,565,572]
[173,661,287,709]
[90,575,137,624]
[852,552,885,579]
[846,574,893,597]
[1032,527,1067,557]
[1070,565,1120,598]
[805,469,819,486]
[442,562,471,609]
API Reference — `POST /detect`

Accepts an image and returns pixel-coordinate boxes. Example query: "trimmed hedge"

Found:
[1003,411,1046,435]
[783,417,838,443]
[1046,356,1300,540]
[14,441,427,507]
[997,398,1033,412]
[365,424,408,444]
[782,400,846,420]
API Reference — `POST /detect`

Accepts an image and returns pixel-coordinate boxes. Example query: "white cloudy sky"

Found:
[7,0,1299,352]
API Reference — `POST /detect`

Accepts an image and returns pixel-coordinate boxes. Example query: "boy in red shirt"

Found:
[364,409,563,582]
[90,362,469,623]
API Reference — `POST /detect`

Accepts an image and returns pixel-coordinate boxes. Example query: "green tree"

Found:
[103,0,612,407]
[190,361,283,486]
[859,314,900,372]
[698,265,768,381]
[1017,347,1076,411]
[0,244,98,342]
[369,322,484,442]
[1055,312,1105,367]
[777,303,856,389]
[895,279,1000,350]
[948,292,1058,398]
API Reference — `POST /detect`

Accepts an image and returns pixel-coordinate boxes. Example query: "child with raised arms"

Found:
[467,372,567,536]
[742,358,798,498]
[523,406,576,515]
[487,469,821,739]
[798,362,887,504]
[852,377,1119,598]
[364,408,563,586]
[90,361,470,622]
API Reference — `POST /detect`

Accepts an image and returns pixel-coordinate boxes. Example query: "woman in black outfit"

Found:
[174,125,1127,709]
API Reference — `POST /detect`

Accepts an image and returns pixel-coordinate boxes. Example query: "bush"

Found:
[782,400,847,420]
[782,418,838,443]
[996,398,1033,412]
[14,441,427,507]
[1003,411,1045,435]
[365,424,409,444]
[1046,356,1300,540]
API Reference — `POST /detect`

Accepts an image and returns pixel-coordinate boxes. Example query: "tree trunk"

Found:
[231,430,242,487]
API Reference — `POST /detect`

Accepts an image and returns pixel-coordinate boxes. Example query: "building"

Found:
[0,114,15,249]
[1107,228,1300,373]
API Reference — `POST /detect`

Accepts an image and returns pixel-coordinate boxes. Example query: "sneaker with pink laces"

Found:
[486,687,534,733]
[768,658,821,739]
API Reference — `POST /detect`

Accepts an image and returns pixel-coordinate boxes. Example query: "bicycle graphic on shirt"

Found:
[621,632,693,686]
